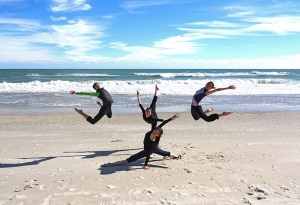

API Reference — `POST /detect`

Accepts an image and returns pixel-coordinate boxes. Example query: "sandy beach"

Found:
[0,111,299,205]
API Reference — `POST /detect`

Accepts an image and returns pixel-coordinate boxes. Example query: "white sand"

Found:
[0,111,299,205]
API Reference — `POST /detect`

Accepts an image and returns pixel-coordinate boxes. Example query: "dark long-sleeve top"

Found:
[139,104,163,124]
[143,118,172,166]
[76,88,113,106]
[191,87,208,106]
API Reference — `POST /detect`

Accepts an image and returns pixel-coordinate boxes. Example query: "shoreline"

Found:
[0,111,299,204]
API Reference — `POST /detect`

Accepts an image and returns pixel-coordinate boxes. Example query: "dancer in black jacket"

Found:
[70,82,113,124]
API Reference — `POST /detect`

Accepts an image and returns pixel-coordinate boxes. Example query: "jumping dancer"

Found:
[137,84,164,131]
[191,81,236,122]
[70,82,113,124]
[101,113,181,170]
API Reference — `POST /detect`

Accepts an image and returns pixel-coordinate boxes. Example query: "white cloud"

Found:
[0,0,22,4]
[0,18,107,62]
[120,0,189,12]
[110,32,202,60]
[50,0,91,12]
[0,17,43,31]
[102,15,114,19]
[245,16,300,35]
[50,16,67,21]
[187,21,239,28]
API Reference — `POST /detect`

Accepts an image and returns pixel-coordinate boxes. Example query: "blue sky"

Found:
[0,0,300,69]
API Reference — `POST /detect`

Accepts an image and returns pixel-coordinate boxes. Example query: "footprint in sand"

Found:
[246,185,268,200]
[23,179,39,190]
[205,153,225,162]
[184,168,192,173]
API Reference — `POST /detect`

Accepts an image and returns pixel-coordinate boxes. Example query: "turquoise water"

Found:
[0,69,299,115]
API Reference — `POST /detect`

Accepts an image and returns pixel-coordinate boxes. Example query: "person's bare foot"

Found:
[220,111,232,116]
[74,108,83,114]
[204,108,214,113]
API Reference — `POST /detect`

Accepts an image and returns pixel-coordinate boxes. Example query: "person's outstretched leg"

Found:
[86,107,106,124]
[153,147,181,159]
[218,111,232,117]
[191,105,219,122]
[150,84,159,111]
[75,108,89,119]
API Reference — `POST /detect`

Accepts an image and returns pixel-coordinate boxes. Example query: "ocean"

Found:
[0,69,299,115]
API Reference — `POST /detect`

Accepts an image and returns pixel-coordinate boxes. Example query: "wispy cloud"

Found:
[50,0,91,12]
[0,0,22,4]
[0,17,43,32]
[50,16,67,21]
[0,17,106,62]
[110,32,202,60]
[102,15,114,19]
[244,16,300,35]
[120,0,189,12]
[177,2,300,39]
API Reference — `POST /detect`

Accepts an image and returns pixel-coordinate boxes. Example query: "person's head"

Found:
[145,107,152,117]
[93,82,100,90]
[152,127,163,138]
[205,81,215,90]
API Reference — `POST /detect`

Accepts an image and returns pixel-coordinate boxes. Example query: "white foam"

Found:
[0,78,299,95]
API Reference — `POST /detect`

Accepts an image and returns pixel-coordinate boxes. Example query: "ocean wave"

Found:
[26,73,117,77]
[0,79,299,95]
[251,71,289,76]
[133,72,288,78]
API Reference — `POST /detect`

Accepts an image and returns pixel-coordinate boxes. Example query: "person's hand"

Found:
[70,91,76,95]
[171,113,180,120]
[97,101,103,107]
[228,85,236,89]
[143,165,149,170]
[137,90,140,96]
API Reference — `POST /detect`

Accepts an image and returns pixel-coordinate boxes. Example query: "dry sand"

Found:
[0,111,299,205]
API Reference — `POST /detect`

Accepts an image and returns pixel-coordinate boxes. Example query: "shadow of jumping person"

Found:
[63,148,142,159]
[0,157,56,168]
[98,159,168,175]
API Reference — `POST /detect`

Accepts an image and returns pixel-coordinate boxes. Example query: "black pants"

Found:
[87,104,112,124]
[150,96,159,130]
[191,105,219,122]
[126,147,170,163]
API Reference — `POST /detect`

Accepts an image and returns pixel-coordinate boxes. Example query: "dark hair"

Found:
[155,127,164,147]
[207,81,215,89]
[146,107,152,112]
[156,127,163,137]
[93,82,98,89]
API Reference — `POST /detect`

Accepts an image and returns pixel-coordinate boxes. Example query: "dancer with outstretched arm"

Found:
[101,113,181,170]
[137,84,164,131]
[191,81,236,122]
[70,82,113,124]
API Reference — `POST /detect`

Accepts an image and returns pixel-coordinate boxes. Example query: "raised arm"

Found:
[206,85,236,96]
[137,90,141,104]
[69,91,100,97]
[157,113,180,128]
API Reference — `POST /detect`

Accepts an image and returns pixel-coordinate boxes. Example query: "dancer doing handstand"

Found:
[70,82,113,124]
[101,113,181,170]
[191,81,236,122]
